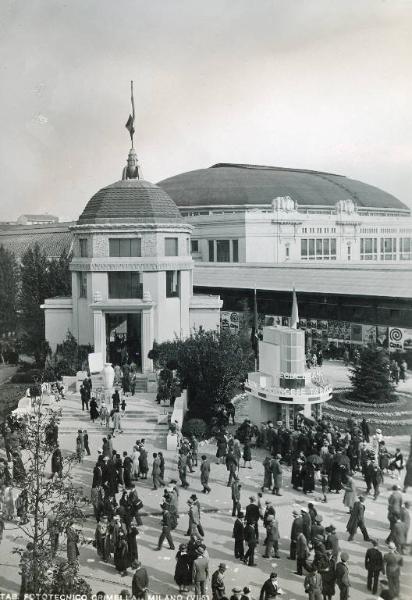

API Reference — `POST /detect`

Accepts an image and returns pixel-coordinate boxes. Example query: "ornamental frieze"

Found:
[70,261,193,272]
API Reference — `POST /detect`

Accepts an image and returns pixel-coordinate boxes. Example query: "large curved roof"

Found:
[78,179,183,224]
[158,163,407,210]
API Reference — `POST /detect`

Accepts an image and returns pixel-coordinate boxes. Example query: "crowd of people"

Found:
[0,369,411,600]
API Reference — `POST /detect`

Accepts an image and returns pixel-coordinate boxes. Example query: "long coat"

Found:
[271,459,283,489]
[320,557,336,596]
[200,460,210,485]
[174,550,192,586]
[346,501,365,534]
[343,478,357,509]
[114,538,129,572]
[263,457,272,488]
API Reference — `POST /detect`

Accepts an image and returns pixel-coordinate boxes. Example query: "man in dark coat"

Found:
[156,503,175,550]
[364,539,383,595]
[346,496,370,541]
[301,508,312,541]
[243,521,257,566]
[271,455,283,495]
[211,563,227,600]
[319,550,336,600]
[232,511,245,560]
[335,552,350,600]
[226,452,238,487]
[245,496,260,540]
[132,561,149,600]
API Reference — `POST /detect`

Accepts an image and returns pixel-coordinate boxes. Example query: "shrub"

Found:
[182,417,207,439]
[11,369,42,384]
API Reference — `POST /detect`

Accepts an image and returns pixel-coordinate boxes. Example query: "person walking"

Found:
[226,451,238,486]
[174,543,192,593]
[346,496,370,541]
[231,479,242,517]
[271,454,283,495]
[211,563,227,600]
[383,542,403,599]
[245,496,260,541]
[335,552,350,600]
[152,453,161,490]
[263,514,280,559]
[243,440,252,469]
[342,476,357,513]
[262,456,273,492]
[289,509,304,560]
[296,532,310,576]
[200,455,211,493]
[192,546,209,599]
[232,511,245,560]
[243,520,257,566]
[80,384,89,411]
[364,539,383,595]
[83,430,91,456]
[156,503,175,550]
[90,397,99,423]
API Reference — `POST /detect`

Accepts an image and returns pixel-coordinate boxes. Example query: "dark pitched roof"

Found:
[158,163,407,210]
[78,179,183,224]
[0,223,73,260]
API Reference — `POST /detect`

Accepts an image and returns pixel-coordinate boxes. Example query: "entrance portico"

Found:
[91,299,154,373]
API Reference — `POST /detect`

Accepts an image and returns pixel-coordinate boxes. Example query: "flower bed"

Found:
[333,393,410,410]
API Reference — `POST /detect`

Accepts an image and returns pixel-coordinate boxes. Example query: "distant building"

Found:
[17,214,59,225]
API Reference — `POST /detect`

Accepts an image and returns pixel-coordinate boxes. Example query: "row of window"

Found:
[78,271,180,299]
[301,238,337,260]
[79,237,180,258]
[208,239,239,262]
[301,227,336,234]
[360,238,411,260]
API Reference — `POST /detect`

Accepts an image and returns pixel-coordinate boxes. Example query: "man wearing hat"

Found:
[325,525,340,563]
[259,572,280,600]
[232,510,245,560]
[271,454,283,496]
[383,541,403,598]
[263,514,280,559]
[311,514,325,543]
[200,454,211,494]
[320,549,336,600]
[245,496,260,540]
[156,502,175,550]
[335,552,350,600]
[229,586,242,600]
[243,519,258,566]
[211,562,227,600]
[364,539,383,595]
[346,496,370,542]
[301,507,312,542]
[192,546,209,598]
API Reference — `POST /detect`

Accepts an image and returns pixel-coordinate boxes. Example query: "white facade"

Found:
[186,197,412,265]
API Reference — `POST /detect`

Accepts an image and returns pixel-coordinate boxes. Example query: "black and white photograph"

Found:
[0,1,411,598]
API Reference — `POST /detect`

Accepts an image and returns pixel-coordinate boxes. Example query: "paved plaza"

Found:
[0,363,411,598]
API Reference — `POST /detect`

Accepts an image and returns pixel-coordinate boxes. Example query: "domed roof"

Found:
[78,179,183,224]
[158,163,407,211]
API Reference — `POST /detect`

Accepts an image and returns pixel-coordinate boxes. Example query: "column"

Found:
[141,308,154,373]
[93,310,105,356]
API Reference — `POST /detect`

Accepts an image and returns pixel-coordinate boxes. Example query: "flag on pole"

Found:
[125,81,135,146]
[291,287,299,329]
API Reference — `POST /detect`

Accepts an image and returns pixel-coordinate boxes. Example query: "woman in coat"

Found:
[262,457,272,491]
[242,441,252,469]
[131,446,140,480]
[174,543,192,592]
[216,436,228,464]
[342,476,357,513]
[114,532,130,576]
[138,449,149,479]
[90,398,99,423]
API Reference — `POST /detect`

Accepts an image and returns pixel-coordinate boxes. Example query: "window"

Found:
[191,240,199,253]
[360,238,377,260]
[285,244,290,259]
[400,238,412,260]
[108,272,142,299]
[78,272,87,298]
[208,240,215,262]
[216,240,230,262]
[109,238,141,257]
[301,238,336,260]
[380,238,397,261]
[165,237,178,256]
[347,244,352,261]
[232,240,239,262]
[79,239,88,257]
[166,270,180,298]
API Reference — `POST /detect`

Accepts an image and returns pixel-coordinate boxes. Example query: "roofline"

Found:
[177,203,410,215]
[209,163,345,177]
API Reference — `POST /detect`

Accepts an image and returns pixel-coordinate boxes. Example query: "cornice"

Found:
[70,258,194,272]
[70,222,193,234]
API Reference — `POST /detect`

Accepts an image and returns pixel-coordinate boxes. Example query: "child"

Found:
[321,469,328,503]
[121,396,127,414]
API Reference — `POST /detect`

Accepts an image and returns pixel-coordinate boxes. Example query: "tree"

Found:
[19,244,50,363]
[348,345,396,404]
[0,245,19,343]
[14,387,89,593]
[48,250,72,297]
[152,328,250,420]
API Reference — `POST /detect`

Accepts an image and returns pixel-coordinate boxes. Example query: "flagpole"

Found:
[130,80,135,148]
[254,285,259,371]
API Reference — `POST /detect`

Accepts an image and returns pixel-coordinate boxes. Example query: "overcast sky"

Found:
[1,0,411,221]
